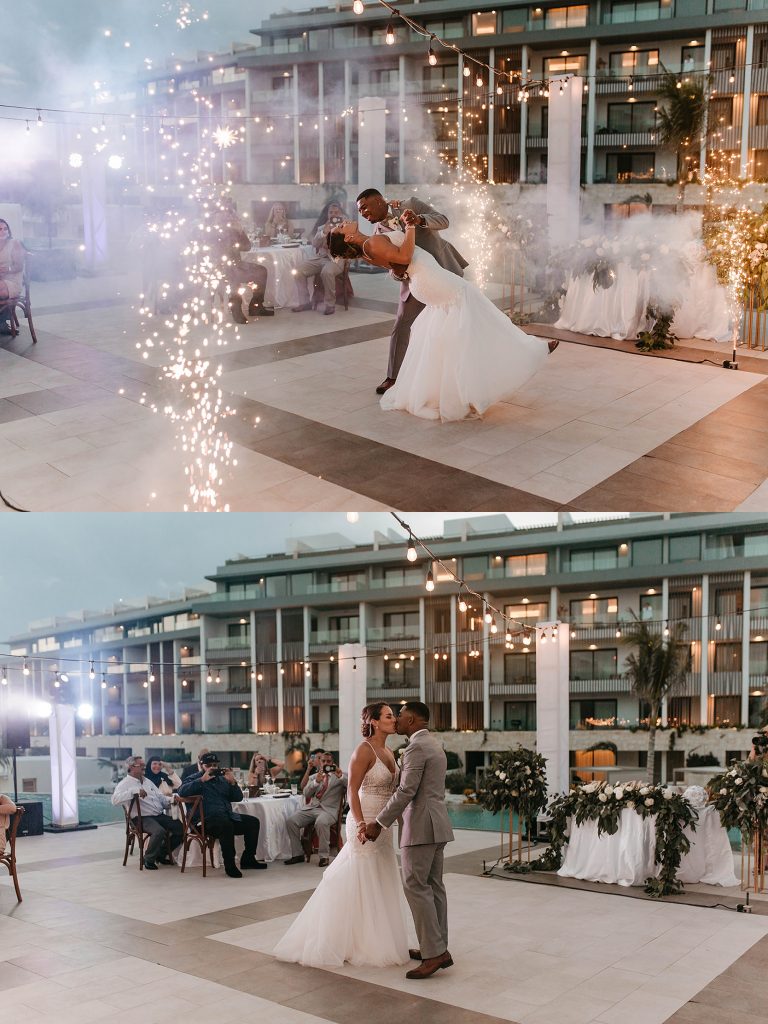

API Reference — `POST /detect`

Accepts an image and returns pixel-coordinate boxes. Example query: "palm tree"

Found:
[655,66,708,212]
[621,615,689,784]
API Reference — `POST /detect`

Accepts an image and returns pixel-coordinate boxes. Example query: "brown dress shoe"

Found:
[405,952,453,979]
[376,377,396,395]
[318,857,330,867]
[409,949,422,960]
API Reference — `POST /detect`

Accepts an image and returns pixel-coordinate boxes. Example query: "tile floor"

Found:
[2,823,767,1024]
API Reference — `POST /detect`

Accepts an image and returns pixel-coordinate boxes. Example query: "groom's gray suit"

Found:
[376,729,454,960]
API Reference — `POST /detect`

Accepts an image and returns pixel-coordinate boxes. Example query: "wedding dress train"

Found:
[273,755,411,967]
[380,231,549,421]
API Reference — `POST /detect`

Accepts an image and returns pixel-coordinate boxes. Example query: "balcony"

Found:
[708,671,743,696]
[206,636,251,660]
[367,685,420,701]
[206,688,253,704]
[366,625,419,642]
[310,688,339,701]
[708,125,742,152]
[570,677,631,695]
[709,613,743,640]
[709,68,745,95]
[302,576,368,595]
[369,572,424,590]
[593,131,655,148]
[309,629,360,645]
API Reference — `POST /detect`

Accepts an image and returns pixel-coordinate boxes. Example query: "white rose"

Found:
[511,789,519,796]
[499,772,507,781]
[720,788,728,795]
[762,768,768,778]
[663,790,673,800]
[644,798,654,807]
[598,793,608,803]
[495,770,501,777]
[614,788,624,800]
[525,767,531,775]
[735,778,743,786]
[605,785,614,796]
[640,787,650,796]
[583,782,598,794]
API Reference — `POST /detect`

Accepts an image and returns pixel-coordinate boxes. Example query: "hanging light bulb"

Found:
[54,671,61,688]
[428,43,437,67]
[571,629,576,638]
[476,74,484,87]
[425,568,435,592]
[664,621,670,637]
[22,659,30,676]
[458,592,468,613]
[149,667,155,682]
[1,667,7,685]
[37,109,43,127]
[715,620,722,631]
[505,632,512,644]
[206,667,213,683]
[353,0,364,12]
[463,65,471,78]
[406,536,418,562]
[101,673,107,690]
[257,670,263,682]
[490,621,498,634]
[523,632,531,646]
[496,84,503,95]
[615,628,622,638]
[434,652,440,660]
[89,660,95,680]
[385,22,395,45]
[484,606,493,625]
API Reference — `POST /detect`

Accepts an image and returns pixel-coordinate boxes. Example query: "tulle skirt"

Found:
[273,798,411,967]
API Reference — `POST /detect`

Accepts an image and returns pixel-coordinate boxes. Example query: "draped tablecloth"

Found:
[241,245,314,307]
[173,793,303,868]
[557,805,738,888]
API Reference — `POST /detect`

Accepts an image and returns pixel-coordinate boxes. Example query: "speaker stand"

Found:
[12,747,18,803]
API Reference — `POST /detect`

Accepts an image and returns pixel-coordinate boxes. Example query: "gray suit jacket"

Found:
[377,196,468,302]
[303,770,347,816]
[377,731,454,847]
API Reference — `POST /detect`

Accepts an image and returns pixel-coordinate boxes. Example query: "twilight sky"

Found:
[0,0,315,105]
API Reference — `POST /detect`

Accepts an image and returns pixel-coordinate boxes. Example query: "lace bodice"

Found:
[382,229,464,309]
[360,755,397,798]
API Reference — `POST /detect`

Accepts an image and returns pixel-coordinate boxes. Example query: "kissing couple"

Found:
[274,700,455,978]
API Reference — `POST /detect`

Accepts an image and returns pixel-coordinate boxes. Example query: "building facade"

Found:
[5,513,768,779]
[136,0,768,205]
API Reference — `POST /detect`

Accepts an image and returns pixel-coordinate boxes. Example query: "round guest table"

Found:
[241,245,314,308]
[173,793,303,868]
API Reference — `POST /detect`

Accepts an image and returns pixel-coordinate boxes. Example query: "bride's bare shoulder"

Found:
[351,740,376,763]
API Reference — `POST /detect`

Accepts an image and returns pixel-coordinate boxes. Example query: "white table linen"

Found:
[173,793,303,868]
[558,805,737,888]
[241,245,314,307]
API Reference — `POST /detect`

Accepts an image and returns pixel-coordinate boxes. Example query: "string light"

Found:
[385,22,395,44]
[428,41,437,67]
[406,536,418,562]
[353,0,364,11]
[89,660,96,680]
[22,659,30,676]
[425,568,435,592]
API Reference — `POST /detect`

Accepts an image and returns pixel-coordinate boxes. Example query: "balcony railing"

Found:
[593,131,655,148]
[369,572,425,589]
[570,677,631,694]
[310,688,339,701]
[708,671,743,696]
[207,636,251,650]
[309,629,360,645]
[366,625,420,641]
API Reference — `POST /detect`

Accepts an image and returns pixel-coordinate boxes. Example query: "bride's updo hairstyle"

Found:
[361,701,389,738]
[328,231,363,260]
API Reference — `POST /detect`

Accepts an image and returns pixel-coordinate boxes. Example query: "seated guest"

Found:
[111,756,183,869]
[285,752,347,867]
[0,793,17,856]
[297,749,327,794]
[264,202,294,239]
[292,200,347,316]
[247,752,286,788]
[211,205,274,324]
[0,219,25,335]
[178,752,268,878]
[180,748,209,782]
[144,759,181,795]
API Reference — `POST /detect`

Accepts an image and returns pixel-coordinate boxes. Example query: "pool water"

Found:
[18,794,124,827]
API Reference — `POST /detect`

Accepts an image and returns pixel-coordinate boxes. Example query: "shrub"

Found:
[686,752,720,768]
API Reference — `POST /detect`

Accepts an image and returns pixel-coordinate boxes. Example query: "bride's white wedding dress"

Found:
[273,752,411,967]
[380,230,550,421]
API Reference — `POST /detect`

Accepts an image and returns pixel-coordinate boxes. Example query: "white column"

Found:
[450,595,458,730]
[357,96,387,195]
[293,63,301,185]
[742,571,751,727]
[586,39,597,185]
[700,29,712,173]
[318,63,326,184]
[488,47,495,182]
[535,622,570,799]
[399,54,406,182]
[547,75,583,248]
[49,704,79,827]
[661,577,670,726]
[700,575,709,726]
[173,640,181,734]
[276,608,284,733]
[245,70,254,183]
[303,605,312,733]
[520,46,528,183]
[200,616,208,733]
[549,586,559,620]
[159,643,166,735]
[740,26,754,179]
[344,59,352,185]
[482,592,491,729]
[457,55,464,172]
[419,596,427,703]
[250,610,259,734]
[338,643,367,772]
[122,650,129,731]
[146,642,153,735]
[358,601,367,644]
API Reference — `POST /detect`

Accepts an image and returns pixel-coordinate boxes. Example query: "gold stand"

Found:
[740,829,765,893]
[741,281,768,351]
[505,811,532,865]
[509,253,527,320]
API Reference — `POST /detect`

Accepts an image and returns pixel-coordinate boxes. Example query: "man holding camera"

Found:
[178,753,268,878]
[285,752,347,867]
[749,727,768,760]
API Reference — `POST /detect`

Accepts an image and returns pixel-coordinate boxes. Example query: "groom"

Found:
[356,188,468,395]
[365,700,455,980]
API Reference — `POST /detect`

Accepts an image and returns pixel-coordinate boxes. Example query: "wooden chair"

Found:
[302,795,347,862]
[0,257,38,344]
[1,806,25,902]
[121,794,172,870]
[311,262,353,311]
[177,795,217,877]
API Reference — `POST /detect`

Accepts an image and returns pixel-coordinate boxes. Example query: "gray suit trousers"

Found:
[286,806,337,857]
[400,842,448,960]
[388,292,425,381]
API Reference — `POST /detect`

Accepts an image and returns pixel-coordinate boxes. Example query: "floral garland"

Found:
[708,757,768,838]
[530,780,698,897]
[480,746,549,828]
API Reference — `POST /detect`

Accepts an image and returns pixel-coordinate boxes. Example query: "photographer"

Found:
[247,751,286,788]
[298,748,327,795]
[749,727,768,761]
[178,753,268,878]
[285,752,347,867]
[291,200,348,316]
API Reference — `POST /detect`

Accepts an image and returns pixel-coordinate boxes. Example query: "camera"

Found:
[323,763,337,774]
[752,734,768,754]
[207,767,227,777]
[329,216,342,227]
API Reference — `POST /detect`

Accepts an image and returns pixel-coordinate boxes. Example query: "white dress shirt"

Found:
[111,774,171,817]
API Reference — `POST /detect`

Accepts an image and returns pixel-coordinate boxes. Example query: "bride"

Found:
[330,222,558,422]
[273,702,411,967]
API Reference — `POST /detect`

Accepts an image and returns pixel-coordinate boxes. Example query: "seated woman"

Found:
[0,220,25,335]
[143,759,181,794]
[247,752,286,788]
[328,222,557,422]
[0,794,17,857]
[264,203,294,240]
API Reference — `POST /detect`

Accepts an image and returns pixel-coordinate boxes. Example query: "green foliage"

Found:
[445,772,474,795]
[708,758,768,838]
[686,752,720,768]
[479,746,549,826]
[621,616,689,707]
[636,306,678,351]
[445,750,462,771]
[655,66,707,182]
